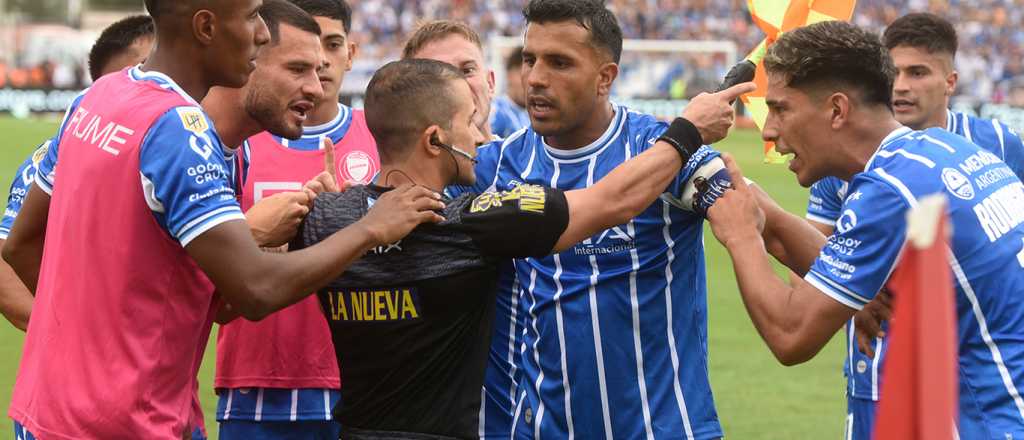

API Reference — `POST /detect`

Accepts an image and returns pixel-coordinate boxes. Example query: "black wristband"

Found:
[656,117,704,161]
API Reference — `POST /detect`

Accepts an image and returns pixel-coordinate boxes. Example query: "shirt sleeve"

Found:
[998,123,1024,182]
[806,177,846,226]
[34,91,87,194]
[804,176,910,310]
[139,107,246,247]
[0,151,41,240]
[455,184,569,258]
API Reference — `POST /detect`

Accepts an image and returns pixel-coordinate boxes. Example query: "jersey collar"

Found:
[864,126,915,172]
[541,103,625,161]
[302,102,350,138]
[128,65,201,107]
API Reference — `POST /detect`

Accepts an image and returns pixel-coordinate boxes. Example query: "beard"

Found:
[244,86,302,140]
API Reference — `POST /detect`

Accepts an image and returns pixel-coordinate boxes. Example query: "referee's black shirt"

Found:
[293,183,569,439]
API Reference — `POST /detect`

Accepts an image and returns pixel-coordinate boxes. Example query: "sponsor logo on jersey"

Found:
[177,107,210,136]
[369,240,402,255]
[837,209,858,234]
[973,181,1024,242]
[342,150,373,183]
[575,225,637,256]
[324,288,421,322]
[958,150,1002,176]
[942,167,975,200]
[470,184,546,214]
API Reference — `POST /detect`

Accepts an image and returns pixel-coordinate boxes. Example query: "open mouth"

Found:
[289,101,313,122]
[527,95,555,117]
[893,98,916,112]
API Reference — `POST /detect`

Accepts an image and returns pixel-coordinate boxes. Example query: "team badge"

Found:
[31,141,50,167]
[941,167,975,200]
[177,107,209,136]
[342,151,373,183]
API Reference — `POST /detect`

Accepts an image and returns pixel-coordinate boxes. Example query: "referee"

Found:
[294,58,751,439]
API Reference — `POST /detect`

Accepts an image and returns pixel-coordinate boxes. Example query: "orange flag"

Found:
[873,195,958,440]
[742,0,858,163]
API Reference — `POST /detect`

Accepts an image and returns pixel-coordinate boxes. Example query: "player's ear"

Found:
[596,62,618,98]
[946,70,958,97]
[192,9,216,46]
[486,69,496,97]
[829,92,850,130]
[346,41,359,71]
[422,125,443,158]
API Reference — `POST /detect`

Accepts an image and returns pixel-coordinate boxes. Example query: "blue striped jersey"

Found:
[807,111,1024,403]
[805,126,1024,437]
[267,102,354,151]
[1,142,49,240]
[216,388,340,423]
[490,95,530,139]
[459,104,724,439]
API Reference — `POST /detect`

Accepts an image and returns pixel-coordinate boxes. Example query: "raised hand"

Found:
[246,190,314,247]
[706,153,765,248]
[682,82,757,144]
[356,184,446,246]
[303,137,343,197]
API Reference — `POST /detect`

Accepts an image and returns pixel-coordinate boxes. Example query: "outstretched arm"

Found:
[188,184,444,321]
[707,155,856,365]
[554,82,756,252]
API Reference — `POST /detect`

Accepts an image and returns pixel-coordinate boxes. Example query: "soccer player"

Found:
[491,46,531,138]
[2,1,442,438]
[212,0,374,437]
[706,20,1024,438]
[439,0,746,437]
[403,20,497,139]
[0,14,155,332]
[293,58,750,439]
[801,13,1024,439]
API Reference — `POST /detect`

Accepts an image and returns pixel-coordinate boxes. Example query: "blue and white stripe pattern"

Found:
[807,110,1024,407]
[463,104,724,439]
[216,388,340,423]
[271,102,353,151]
[805,125,1024,437]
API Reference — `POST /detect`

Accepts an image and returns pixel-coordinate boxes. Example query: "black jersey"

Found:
[294,183,569,438]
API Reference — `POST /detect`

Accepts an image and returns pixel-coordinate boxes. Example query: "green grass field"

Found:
[0,116,845,439]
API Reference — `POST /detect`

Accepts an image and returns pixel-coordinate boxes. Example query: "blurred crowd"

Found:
[1,0,1021,106]
[348,0,1024,106]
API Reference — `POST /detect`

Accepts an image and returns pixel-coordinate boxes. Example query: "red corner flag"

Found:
[873,195,959,440]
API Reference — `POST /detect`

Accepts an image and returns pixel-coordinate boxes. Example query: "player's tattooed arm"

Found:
[2,185,50,294]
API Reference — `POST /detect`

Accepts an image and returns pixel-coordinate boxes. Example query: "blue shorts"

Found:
[14,420,207,439]
[845,396,877,440]
[219,420,342,440]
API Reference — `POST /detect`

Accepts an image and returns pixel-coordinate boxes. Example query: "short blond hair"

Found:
[401,20,483,60]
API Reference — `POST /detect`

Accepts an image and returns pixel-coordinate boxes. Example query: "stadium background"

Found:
[0,0,1021,437]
